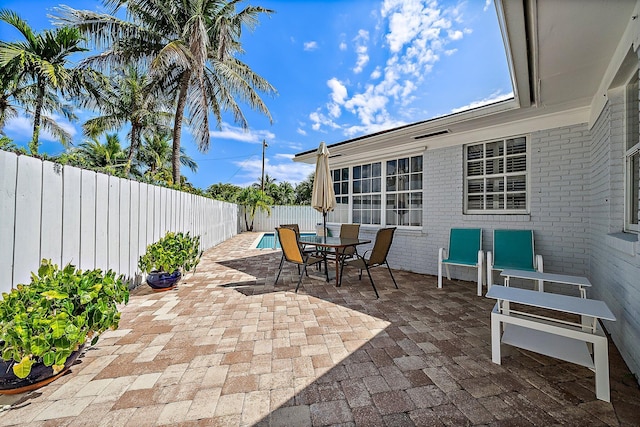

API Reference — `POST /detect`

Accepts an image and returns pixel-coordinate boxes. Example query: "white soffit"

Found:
[534,0,635,109]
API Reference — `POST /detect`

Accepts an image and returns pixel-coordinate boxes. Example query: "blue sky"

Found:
[0,0,512,189]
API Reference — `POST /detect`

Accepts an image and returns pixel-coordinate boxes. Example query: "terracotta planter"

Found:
[0,345,85,394]
[146,270,181,291]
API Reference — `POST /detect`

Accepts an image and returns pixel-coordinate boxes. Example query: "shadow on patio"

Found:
[0,232,638,426]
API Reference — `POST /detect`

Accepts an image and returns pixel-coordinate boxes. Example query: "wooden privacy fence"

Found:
[246,205,323,232]
[0,150,239,294]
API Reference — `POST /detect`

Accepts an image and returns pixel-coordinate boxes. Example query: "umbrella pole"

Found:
[323,211,327,238]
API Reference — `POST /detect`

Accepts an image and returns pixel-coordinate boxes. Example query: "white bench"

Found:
[486,285,616,402]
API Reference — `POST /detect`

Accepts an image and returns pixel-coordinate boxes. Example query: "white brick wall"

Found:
[588,88,640,378]
[419,126,592,282]
[387,114,640,378]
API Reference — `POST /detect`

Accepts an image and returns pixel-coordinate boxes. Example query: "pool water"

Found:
[256,232,315,249]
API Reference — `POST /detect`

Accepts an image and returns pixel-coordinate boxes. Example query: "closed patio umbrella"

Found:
[311,142,336,238]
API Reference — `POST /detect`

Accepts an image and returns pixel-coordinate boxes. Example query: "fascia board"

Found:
[324,106,589,165]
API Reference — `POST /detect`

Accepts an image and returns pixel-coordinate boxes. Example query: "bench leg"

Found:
[491,310,502,364]
[593,336,610,402]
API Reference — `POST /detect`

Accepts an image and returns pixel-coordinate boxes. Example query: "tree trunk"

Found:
[126,124,140,176]
[172,72,190,185]
[244,210,250,231]
[30,80,45,155]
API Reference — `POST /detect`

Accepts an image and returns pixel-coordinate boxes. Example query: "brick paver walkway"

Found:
[0,232,639,426]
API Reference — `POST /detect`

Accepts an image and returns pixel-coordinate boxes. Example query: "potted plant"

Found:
[0,259,129,394]
[138,231,202,291]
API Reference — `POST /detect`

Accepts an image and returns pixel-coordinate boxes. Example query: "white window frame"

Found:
[385,156,423,227]
[625,71,640,233]
[329,153,424,228]
[352,162,382,225]
[464,136,530,214]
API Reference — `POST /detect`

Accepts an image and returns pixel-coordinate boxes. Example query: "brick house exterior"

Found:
[295,1,640,383]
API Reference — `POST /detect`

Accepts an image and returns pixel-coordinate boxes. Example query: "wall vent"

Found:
[413,129,450,139]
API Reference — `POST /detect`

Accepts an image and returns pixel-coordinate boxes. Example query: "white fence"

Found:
[246,205,323,232]
[0,150,239,293]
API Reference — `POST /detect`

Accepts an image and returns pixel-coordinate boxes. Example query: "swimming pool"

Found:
[255,232,316,249]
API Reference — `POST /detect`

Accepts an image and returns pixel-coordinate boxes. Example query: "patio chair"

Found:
[280,224,315,254]
[324,223,361,263]
[339,227,398,298]
[274,227,324,293]
[438,228,484,296]
[486,229,544,291]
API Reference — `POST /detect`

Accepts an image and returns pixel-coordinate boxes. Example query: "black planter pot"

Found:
[146,270,182,291]
[0,345,85,394]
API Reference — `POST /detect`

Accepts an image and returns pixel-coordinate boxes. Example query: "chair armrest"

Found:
[438,247,446,263]
[477,249,485,294]
[535,254,544,272]
[486,251,493,291]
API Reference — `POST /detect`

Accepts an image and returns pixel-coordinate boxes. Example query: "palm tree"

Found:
[295,174,315,205]
[237,186,272,231]
[0,10,87,154]
[81,66,173,174]
[137,132,198,185]
[66,133,128,175]
[253,173,277,191]
[273,181,296,205]
[55,0,277,184]
[206,182,242,202]
[0,64,21,132]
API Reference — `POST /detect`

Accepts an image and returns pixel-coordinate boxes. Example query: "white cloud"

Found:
[309,111,341,131]
[4,115,32,138]
[484,0,492,12]
[296,128,307,136]
[343,117,406,137]
[4,113,78,143]
[339,42,347,51]
[308,0,471,138]
[450,90,514,113]
[327,102,342,119]
[209,123,275,144]
[448,29,463,40]
[352,29,370,74]
[304,41,318,51]
[327,78,348,104]
[233,156,315,186]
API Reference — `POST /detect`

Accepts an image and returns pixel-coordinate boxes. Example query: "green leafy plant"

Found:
[0,260,129,379]
[138,231,202,274]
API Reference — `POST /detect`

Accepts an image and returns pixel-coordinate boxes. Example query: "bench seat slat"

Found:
[486,285,615,321]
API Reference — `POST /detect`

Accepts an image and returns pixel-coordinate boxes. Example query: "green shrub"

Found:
[0,260,129,378]
[138,231,202,274]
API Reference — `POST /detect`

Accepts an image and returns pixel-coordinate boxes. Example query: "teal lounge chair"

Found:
[486,229,544,291]
[438,228,484,296]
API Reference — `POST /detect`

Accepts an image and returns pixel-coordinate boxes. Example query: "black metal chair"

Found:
[339,227,398,298]
[274,227,324,293]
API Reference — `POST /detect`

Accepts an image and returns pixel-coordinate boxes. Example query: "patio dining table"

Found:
[298,235,371,286]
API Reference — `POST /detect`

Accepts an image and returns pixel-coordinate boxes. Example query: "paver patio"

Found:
[0,232,639,426]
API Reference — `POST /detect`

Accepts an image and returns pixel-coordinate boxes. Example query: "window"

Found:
[331,168,350,223]
[465,137,528,213]
[352,162,381,225]
[385,156,423,226]
[625,73,639,232]
[329,155,423,227]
